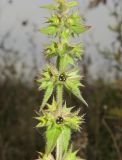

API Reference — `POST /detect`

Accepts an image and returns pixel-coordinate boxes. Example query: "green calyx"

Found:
[36,98,84,155]
[36,98,84,131]
[40,11,89,38]
[45,41,83,61]
[37,65,87,108]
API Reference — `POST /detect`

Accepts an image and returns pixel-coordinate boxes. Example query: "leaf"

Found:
[40,26,57,35]
[40,4,58,10]
[41,83,54,108]
[67,1,77,7]
[71,25,89,34]
[65,81,88,106]
[58,126,71,154]
[45,125,62,154]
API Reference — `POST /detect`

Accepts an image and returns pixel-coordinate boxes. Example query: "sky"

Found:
[0,0,116,81]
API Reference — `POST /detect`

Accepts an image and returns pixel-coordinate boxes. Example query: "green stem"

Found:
[57,84,63,107]
[56,136,63,160]
[56,79,63,160]
[56,2,65,160]
[56,84,63,160]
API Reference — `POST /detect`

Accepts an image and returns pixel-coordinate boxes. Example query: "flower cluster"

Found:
[37,64,87,108]
[35,0,90,159]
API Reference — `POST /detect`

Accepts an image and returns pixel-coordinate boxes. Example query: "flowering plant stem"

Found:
[36,0,90,159]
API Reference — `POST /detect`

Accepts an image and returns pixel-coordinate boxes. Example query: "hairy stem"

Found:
[56,84,63,160]
[56,136,63,160]
[57,84,63,107]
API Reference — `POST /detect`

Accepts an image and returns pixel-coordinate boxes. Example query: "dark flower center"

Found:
[56,116,64,124]
[59,74,66,81]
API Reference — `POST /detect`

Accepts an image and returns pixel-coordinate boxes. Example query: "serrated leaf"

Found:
[40,4,58,10]
[40,26,57,35]
[45,125,62,154]
[41,83,54,108]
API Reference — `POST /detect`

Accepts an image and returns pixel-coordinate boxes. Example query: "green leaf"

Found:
[71,25,89,34]
[40,4,58,10]
[40,26,57,35]
[67,1,77,7]
[41,83,54,108]
[65,81,88,106]
[58,126,71,154]
[46,125,62,154]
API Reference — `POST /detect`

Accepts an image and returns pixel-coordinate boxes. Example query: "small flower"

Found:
[56,116,64,124]
[59,74,66,81]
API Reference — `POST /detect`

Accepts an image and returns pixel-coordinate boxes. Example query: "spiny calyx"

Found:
[36,98,84,131]
[37,64,87,108]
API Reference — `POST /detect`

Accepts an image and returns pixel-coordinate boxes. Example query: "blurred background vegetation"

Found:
[0,0,122,160]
